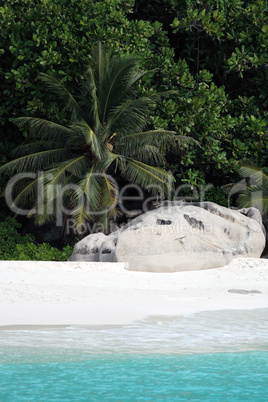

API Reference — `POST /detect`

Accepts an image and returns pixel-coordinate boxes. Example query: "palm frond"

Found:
[95,48,140,123]
[238,188,268,213]
[106,97,151,138]
[95,151,124,173]
[2,42,188,234]
[90,173,119,234]
[103,56,139,105]
[65,130,87,150]
[0,148,71,176]
[11,117,73,142]
[100,172,119,216]
[80,167,102,211]
[127,68,158,88]
[11,141,66,158]
[91,40,109,87]
[123,158,175,194]
[129,145,166,166]
[5,174,43,211]
[239,160,268,188]
[238,160,268,214]
[71,167,102,229]
[32,173,77,225]
[75,121,104,161]
[46,156,90,187]
[32,156,90,223]
[89,42,109,125]
[83,68,101,132]
[38,73,85,121]
[117,130,177,157]
[95,212,109,234]
[71,198,92,232]
[176,135,199,147]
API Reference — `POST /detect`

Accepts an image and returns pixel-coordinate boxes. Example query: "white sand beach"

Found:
[0,258,268,327]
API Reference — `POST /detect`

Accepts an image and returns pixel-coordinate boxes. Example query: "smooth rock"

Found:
[69,202,266,271]
[68,232,107,261]
[99,239,116,262]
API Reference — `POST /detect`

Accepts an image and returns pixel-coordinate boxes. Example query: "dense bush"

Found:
[1,1,266,182]
[177,183,229,207]
[0,0,168,124]
[0,217,72,260]
[130,0,268,182]
[0,0,267,236]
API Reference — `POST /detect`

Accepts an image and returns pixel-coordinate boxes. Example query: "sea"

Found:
[0,309,267,401]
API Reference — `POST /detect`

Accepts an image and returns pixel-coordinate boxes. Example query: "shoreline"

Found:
[1,307,268,332]
[0,258,268,327]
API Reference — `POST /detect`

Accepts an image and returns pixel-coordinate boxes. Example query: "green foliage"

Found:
[0,217,72,260]
[0,137,17,220]
[176,183,229,207]
[1,42,189,233]
[230,97,268,168]
[0,0,267,232]
[0,0,177,125]
[137,0,268,186]
[238,160,268,214]
[164,81,268,185]
[147,69,239,184]
[203,186,229,207]
[171,0,268,106]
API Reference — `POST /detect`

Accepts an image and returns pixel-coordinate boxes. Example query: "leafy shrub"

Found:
[203,186,229,207]
[238,161,268,214]
[176,184,229,207]
[0,217,72,260]
[1,0,267,222]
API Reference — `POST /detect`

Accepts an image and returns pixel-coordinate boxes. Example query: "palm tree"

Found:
[1,42,191,233]
[238,160,268,215]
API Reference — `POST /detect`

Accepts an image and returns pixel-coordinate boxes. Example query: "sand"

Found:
[0,258,268,326]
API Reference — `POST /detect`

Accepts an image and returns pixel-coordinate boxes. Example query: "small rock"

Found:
[228,289,262,294]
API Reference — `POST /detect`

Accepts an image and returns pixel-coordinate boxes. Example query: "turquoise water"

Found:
[0,309,267,401]
[1,352,268,401]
